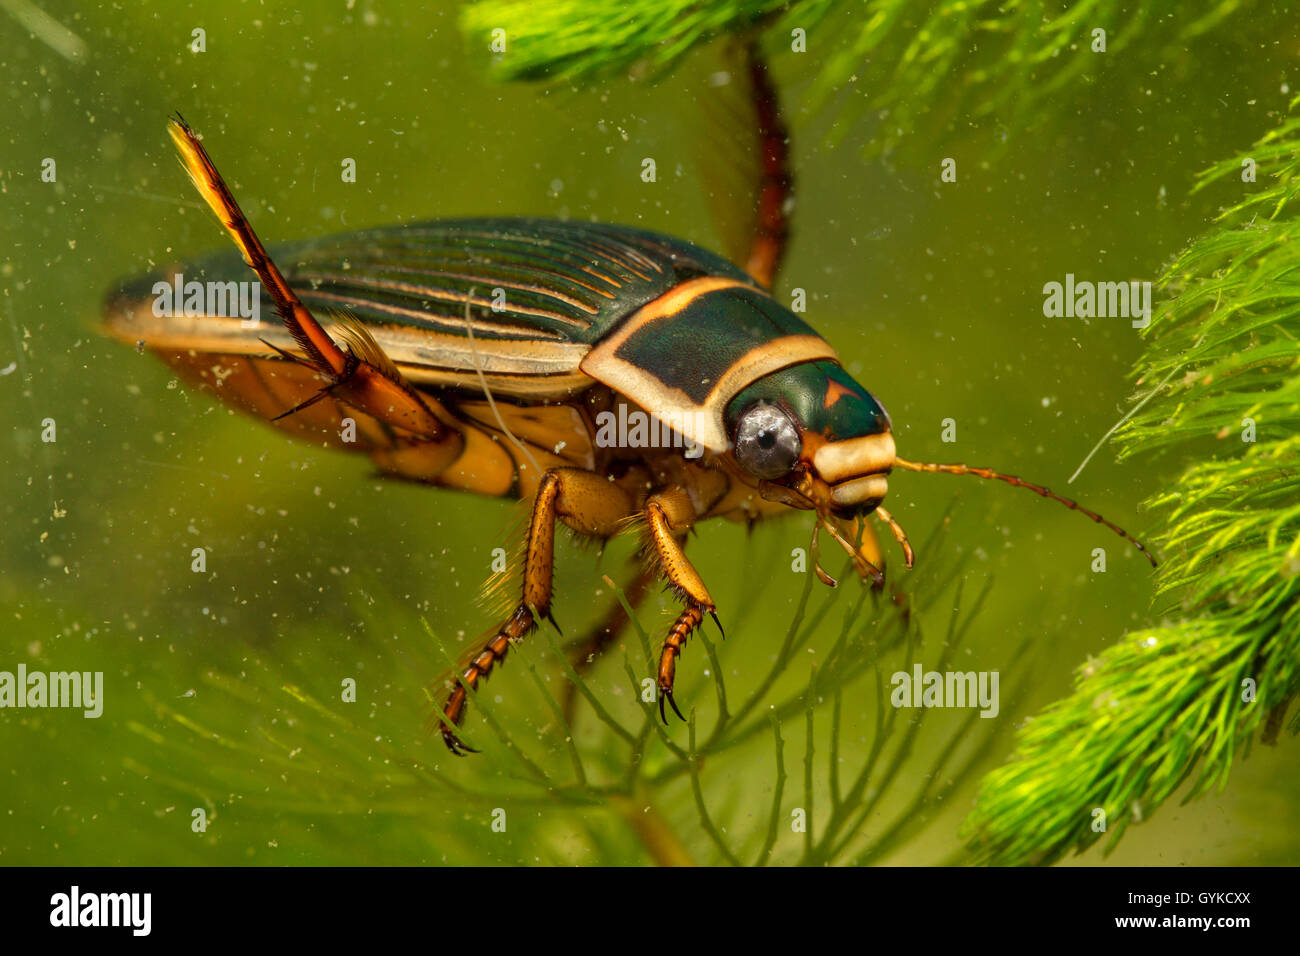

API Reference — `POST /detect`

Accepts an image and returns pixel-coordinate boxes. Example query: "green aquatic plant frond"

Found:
[794,0,1233,156]
[963,106,1300,866]
[461,0,793,81]
[461,0,1248,154]
[102,517,1024,866]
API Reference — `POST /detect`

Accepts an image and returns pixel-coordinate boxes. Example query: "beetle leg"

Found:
[833,514,888,590]
[742,41,793,290]
[872,506,914,569]
[836,514,912,623]
[644,490,718,723]
[658,604,705,723]
[439,468,632,754]
[167,115,450,445]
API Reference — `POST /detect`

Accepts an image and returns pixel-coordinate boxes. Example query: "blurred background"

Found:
[0,0,1296,864]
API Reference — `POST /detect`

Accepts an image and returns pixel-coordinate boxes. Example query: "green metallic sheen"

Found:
[114,218,757,345]
[611,285,826,403]
[724,361,892,443]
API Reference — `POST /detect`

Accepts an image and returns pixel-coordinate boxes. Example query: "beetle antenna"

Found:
[893,457,1158,567]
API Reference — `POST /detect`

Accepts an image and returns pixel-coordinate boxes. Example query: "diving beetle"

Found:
[103,53,1154,755]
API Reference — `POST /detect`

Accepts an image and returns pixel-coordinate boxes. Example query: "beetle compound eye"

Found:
[734,403,801,479]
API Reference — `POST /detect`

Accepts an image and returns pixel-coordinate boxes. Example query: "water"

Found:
[1,1,1295,864]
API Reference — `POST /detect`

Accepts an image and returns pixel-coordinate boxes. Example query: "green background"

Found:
[0,0,1295,864]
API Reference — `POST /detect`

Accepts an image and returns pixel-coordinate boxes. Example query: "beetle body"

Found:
[105,101,1152,753]
[107,217,893,515]
[106,209,900,750]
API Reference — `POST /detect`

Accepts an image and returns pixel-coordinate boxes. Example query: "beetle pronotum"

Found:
[104,50,1153,754]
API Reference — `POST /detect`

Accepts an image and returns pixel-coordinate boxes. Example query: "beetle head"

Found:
[724,360,894,518]
[724,360,1160,578]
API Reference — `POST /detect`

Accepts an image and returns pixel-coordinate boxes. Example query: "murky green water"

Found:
[1,2,1295,865]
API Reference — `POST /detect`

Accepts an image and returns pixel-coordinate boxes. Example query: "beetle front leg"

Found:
[835,514,887,589]
[657,605,706,722]
[439,468,632,755]
[644,489,717,723]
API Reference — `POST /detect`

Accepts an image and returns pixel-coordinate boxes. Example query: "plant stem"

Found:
[609,793,695,867]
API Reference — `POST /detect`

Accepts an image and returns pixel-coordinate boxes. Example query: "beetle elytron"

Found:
[104,52,1154,754]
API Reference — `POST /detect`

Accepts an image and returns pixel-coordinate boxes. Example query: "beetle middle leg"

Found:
[439,467,632,754]
[643,488,719,723]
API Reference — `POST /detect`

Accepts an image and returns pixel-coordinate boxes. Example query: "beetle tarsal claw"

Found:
[440,727,479,757]
[657,685,685,723]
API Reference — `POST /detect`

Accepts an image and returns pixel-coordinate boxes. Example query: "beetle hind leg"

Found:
[168,116,454,448]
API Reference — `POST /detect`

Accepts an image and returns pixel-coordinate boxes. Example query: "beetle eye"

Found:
[733,403,801,479]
